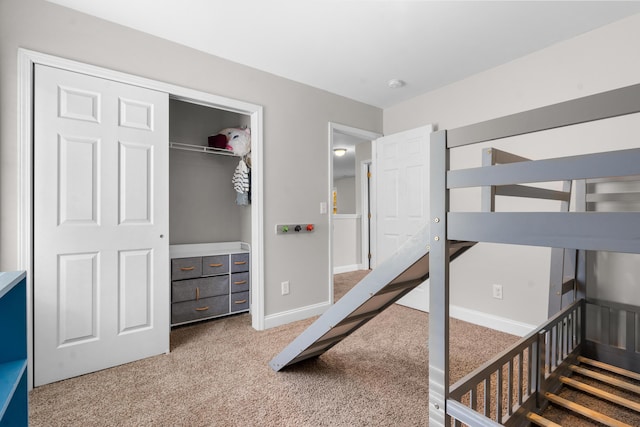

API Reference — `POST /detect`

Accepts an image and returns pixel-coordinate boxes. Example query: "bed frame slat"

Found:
[578,356,640,382]
[526,412,561,427]
[569,365,640,395]
[446,83,640,147]
[448,148,640,189]
[448,212,640,254]
[560,376,640,413]
[544,392,632,427]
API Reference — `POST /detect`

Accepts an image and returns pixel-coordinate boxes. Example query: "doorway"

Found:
[328,123,381,299]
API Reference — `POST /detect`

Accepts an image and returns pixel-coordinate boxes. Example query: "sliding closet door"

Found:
[33,64,169,386]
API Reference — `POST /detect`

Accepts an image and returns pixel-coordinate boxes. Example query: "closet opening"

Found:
[168,97,255,327]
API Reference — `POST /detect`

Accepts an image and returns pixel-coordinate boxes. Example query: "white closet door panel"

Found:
[118,249,152,333]
[119,141,152,224]
[58,85,101,122]
[58,135,100,225]
[34,64,169,386]
[119,97,154,130]
[57,252,99,345]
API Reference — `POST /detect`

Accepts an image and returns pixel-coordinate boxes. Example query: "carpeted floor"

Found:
[29,271,521,426]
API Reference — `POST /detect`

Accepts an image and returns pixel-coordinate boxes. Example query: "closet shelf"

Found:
[170,141,239,157]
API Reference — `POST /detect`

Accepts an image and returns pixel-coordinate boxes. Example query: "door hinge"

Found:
[367,171,372,179]
[368,253,372,259]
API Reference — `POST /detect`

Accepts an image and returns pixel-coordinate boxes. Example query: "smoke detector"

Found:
[387,79,406,89]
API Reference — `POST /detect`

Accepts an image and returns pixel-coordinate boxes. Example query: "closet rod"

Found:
[169,141,239,157]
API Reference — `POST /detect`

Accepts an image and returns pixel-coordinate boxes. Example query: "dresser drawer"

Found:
[230,272,250,293]
[230,291,249,312]
[172,276,229,303]
[171,257,202,280]
[171,295,229,324]
[230,253,249,273]
[202,254,229,276]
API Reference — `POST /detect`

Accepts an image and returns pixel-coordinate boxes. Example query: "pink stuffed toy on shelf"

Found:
[208,127,251,157]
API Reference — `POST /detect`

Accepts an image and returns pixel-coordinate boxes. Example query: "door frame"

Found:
[360,160,372,269]
[327,123,381,299]
[18,49,265,388]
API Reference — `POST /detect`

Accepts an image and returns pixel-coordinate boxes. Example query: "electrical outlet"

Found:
[281,281,290,295]
[492,284,503,300]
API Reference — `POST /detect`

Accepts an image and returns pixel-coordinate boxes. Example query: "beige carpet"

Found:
[29,271,520,426]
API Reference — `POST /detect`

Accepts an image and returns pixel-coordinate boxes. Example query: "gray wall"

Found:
[384,13,640,326]
[169,100,249,245]
[0,0,382,319]
[354,140,372,216]
[334,177,356,214]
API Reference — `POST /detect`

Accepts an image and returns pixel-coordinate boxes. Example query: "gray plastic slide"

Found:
[269,224,475,371]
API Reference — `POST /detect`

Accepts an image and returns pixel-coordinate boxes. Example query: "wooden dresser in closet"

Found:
[170,242,250,326]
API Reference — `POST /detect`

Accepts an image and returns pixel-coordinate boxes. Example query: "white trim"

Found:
[333,264,362,274]
[369,140,378,268]
[449,305,536,337]
[332,213,360,219]
[263,301,331,330]
[328,124,335,304]
[360,160,371,269]
[18,49,266,388]
[17,49,34,391]
[249,105,265,331]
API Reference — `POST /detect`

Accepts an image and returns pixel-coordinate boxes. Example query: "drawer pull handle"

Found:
[209,263,223,267]
[234,299,247,304]
[234,261,247,265]
[195,306,209,311]
[180,266,195,271]
[234,280,248,285]
[196,287,200,300]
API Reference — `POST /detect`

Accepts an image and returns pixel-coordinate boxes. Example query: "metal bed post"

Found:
[429,129,451,426]
[481,148,496,213]
[574,179,588,303]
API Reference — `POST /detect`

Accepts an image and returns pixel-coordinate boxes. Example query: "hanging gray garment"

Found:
[232,159,250,205]
[236,192,249,205]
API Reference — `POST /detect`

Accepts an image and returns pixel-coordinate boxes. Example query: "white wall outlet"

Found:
[320,202,328,214]
[281,281,290,295]
[492,284,503,300]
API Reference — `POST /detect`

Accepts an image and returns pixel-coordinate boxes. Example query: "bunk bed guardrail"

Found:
[429,83,640,426]
[447,299,583,427]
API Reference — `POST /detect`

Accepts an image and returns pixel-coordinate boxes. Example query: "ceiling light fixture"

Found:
[333,148,347,157]
[387,79,405,89]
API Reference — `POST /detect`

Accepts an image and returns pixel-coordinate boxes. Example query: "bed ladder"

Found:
[269,224,475,371]
[481,147,578,318]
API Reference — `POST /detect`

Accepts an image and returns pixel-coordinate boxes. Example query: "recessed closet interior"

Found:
[168,98,252,246]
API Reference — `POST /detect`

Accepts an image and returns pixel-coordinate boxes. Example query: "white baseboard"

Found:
[450,305,536,337]
[333,264,362,274]
[263,298,535,337]
[263,300,331,329]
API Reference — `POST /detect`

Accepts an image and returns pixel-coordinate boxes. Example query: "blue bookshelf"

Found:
[0,271,27,427]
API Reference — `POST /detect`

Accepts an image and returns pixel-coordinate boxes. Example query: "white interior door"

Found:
[33,64,169,386]
[374,125,432,311]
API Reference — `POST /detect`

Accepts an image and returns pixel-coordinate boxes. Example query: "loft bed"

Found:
[429,84,640,426]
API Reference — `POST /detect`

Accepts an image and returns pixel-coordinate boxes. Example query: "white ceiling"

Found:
[47,1,640,109]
